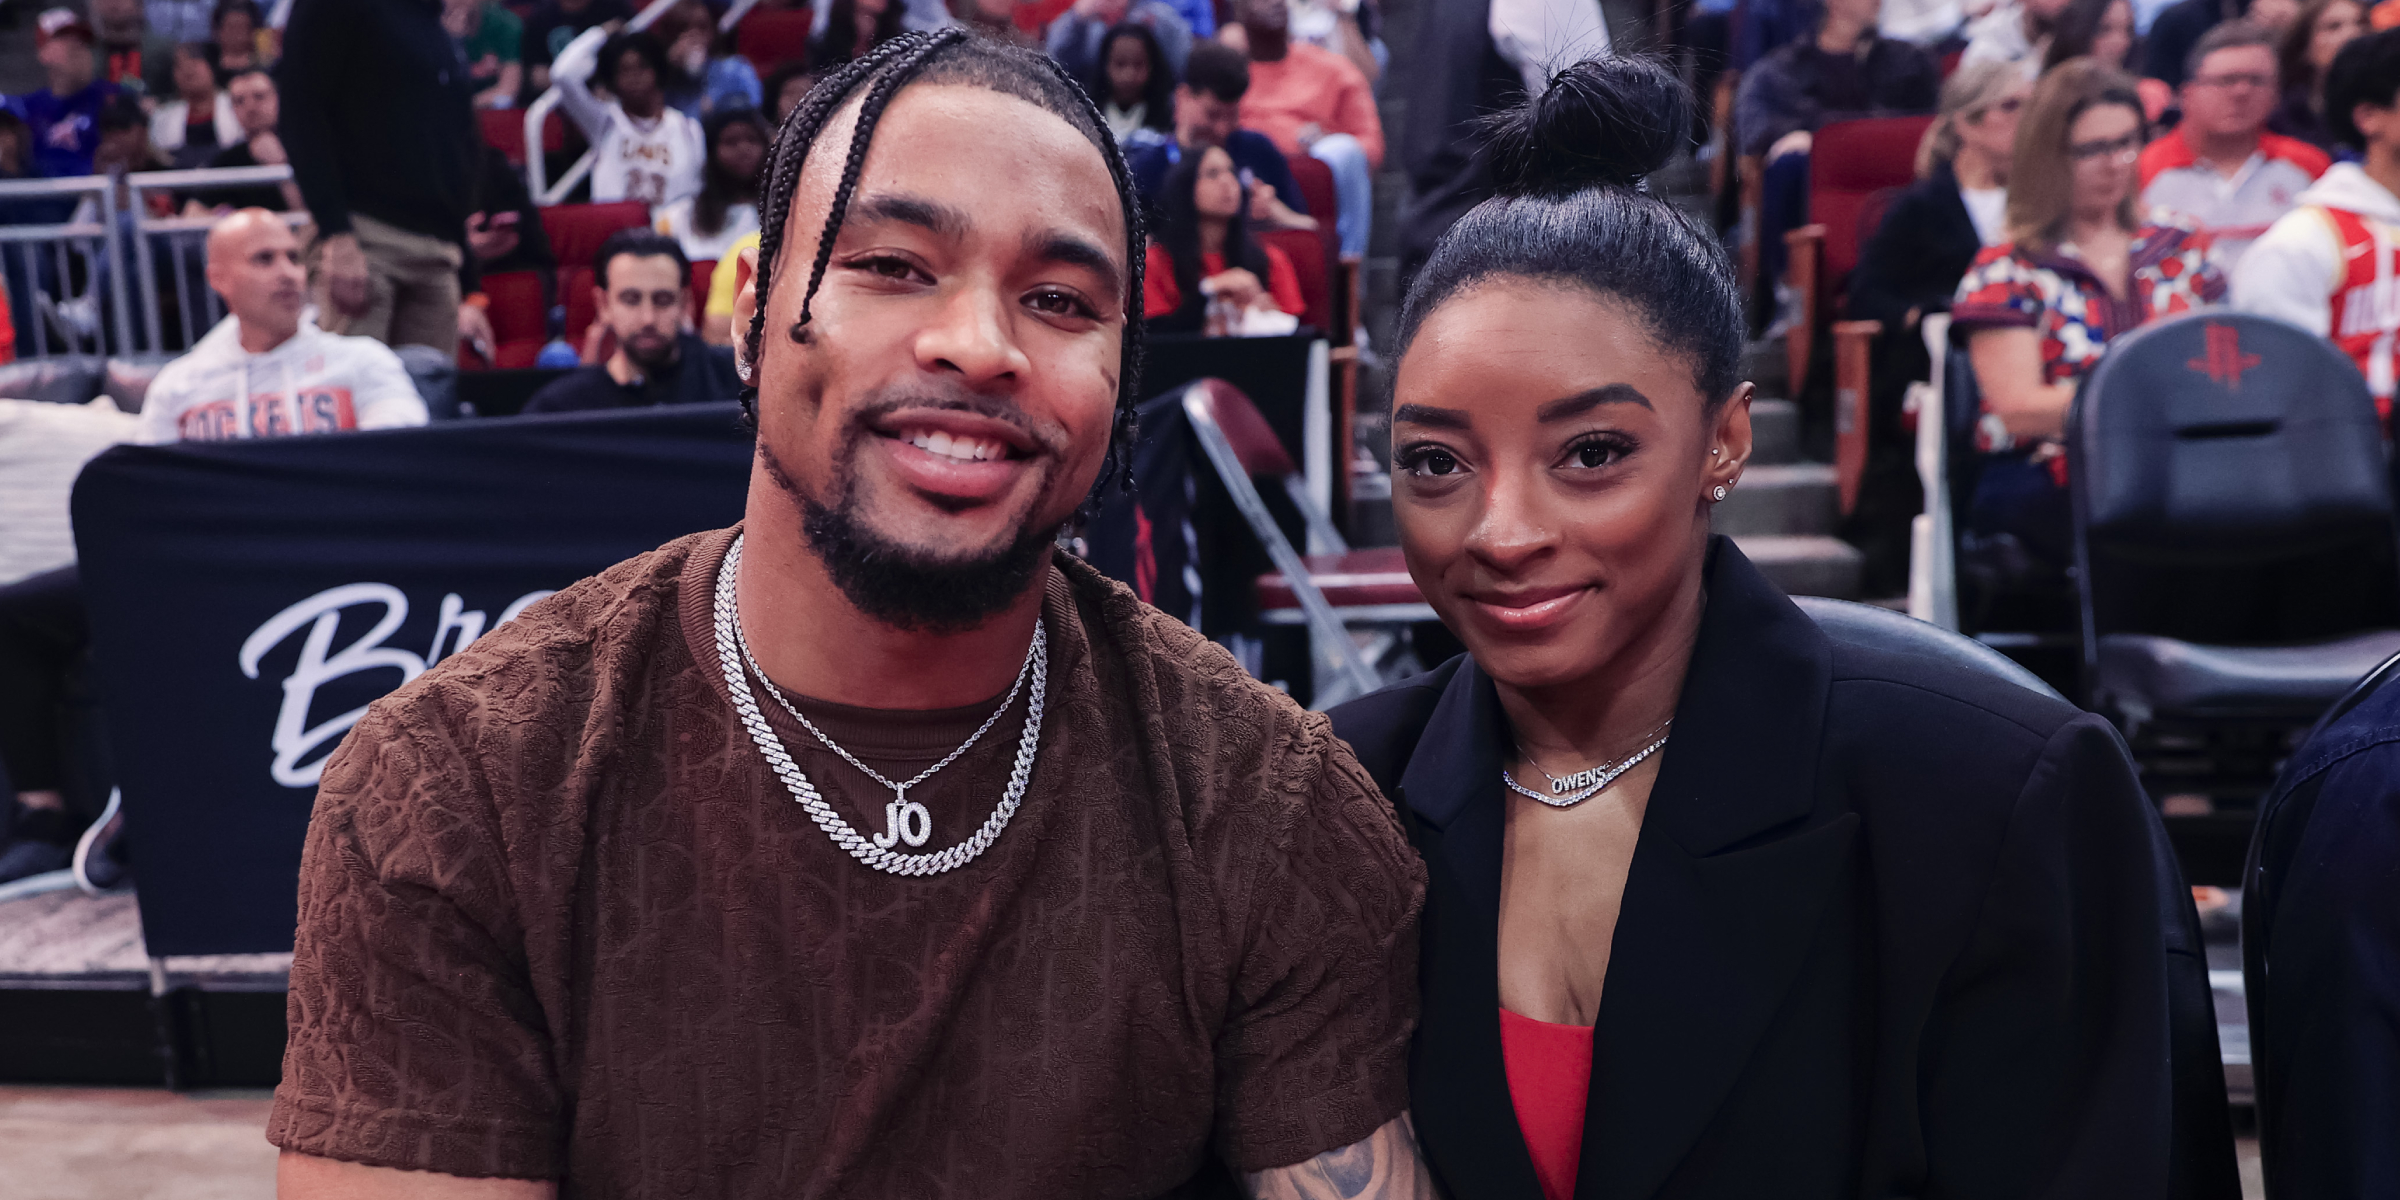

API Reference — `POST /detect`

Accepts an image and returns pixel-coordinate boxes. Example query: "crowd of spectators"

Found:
[1695,0,2397,597]
[0,0,1409,882]
[0,0,2392,888]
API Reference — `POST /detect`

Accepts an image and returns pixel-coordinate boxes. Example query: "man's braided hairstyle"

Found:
[742,28,1148,498]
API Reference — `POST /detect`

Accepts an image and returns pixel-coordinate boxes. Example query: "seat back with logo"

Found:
[71,405,753,955]
[2069,312,2399,877]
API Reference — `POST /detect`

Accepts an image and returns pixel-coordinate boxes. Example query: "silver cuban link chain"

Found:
[712,534,1046,876]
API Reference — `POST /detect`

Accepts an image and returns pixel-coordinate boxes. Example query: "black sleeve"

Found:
[2255,748,2400,1198]
[274,0,353,236]
[520,13,556,68]
[1898,46,1941,111]
[1917,715,2240,1200]
[1848,186,1946,328]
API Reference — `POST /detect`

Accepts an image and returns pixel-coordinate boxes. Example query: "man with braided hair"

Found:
[271,29,1434,1200]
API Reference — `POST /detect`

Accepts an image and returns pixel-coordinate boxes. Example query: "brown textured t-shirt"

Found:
[267,526,1424,1197]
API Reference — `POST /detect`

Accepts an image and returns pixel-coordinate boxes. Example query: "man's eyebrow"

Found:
[1393,404,1470,430]
[1024,229,1125,301]
[848,192,970,238]
[1536,383,1654,422]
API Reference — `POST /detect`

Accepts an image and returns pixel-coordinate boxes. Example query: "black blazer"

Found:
[1329,540,2238,1200]
[1846,164,1985,336]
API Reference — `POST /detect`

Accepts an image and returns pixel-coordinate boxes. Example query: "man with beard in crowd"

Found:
[270,30,1433,1200]
[523,228,740,412]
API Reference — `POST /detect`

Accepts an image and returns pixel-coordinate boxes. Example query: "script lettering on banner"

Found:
[238,583,554,787]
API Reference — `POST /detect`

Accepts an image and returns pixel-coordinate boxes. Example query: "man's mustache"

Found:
[849,387,1068,458]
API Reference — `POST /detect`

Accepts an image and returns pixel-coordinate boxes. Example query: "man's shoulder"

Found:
[1287,40,1360,77]
[1226,128,1290,165]
[524,366,619,412]
[362,529,722,741]
[1055,554,1347,776]
[312,327,408,371]
[1053,554,1417,891]
[2138,128,2199,181]
[2258,133,2333,178]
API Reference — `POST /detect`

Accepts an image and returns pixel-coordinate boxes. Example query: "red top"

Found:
[1141,243,1306,322]
[1500,1006,1595,1200]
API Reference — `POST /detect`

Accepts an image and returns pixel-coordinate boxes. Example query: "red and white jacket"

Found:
[2234,163,2400,411]
[2138,129,2331,270]
[137,315,427,444]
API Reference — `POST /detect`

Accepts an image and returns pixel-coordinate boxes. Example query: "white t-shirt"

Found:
[554,28,706,208]
[1961,185,2008,246]
[0,397,138,584]
[653,198,760,264]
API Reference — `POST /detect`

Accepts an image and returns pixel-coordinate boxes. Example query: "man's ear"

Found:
[730,243,760,341]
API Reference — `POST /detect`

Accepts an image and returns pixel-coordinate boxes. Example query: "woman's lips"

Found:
[1468,586,1591,633]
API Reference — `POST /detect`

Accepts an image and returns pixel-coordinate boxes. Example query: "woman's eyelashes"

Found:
[1395,441,1468,479]
[1558,431,1636,472]
[1395,432,1637,480]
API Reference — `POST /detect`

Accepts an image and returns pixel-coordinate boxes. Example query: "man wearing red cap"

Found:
[5,9,116,177]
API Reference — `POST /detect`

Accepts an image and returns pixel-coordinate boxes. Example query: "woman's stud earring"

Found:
[1712,485,1729,501]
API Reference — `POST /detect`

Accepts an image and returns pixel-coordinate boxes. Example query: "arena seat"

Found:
[536,202,650,351]
[689,259,715,326]
[736,7,814,71]
[1181,378,1429,706]
[1285,153,1341,264]
[1254,228,1329,335]
[1281,153,1360,515]
[1794,595,2065,702]
[2070,312,2400,855]
[467,269,550,370]
[541,201,651,274]
[1783,114,1935,392]
[479,108,566,168]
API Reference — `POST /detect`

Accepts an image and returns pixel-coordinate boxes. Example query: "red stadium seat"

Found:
[1179,378,1429,705]
[562,265,599,350]
[1254,228,1329,335]
[736,7,814,71]
[689,258,715,326]
[541,201,652,273]
[479,109,567,167]
[461,269,550,370]
[1285,153,1340,263]
[1783,114,1935,392]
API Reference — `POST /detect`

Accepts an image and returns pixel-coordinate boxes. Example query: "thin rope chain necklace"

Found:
[1503,720,1672,809]
[712,534,1046,876]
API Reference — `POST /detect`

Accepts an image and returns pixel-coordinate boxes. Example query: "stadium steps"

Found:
[1719,392,1865,600]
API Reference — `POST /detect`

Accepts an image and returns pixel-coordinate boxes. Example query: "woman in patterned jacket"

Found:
[1953,58,2226,567]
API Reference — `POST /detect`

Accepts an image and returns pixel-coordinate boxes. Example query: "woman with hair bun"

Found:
[1330,55,2237,1200]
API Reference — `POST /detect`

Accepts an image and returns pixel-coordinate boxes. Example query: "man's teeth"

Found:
[907,430,1006,462]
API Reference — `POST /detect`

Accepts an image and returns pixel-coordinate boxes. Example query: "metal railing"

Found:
[524,0,691,206]
[0,165,305,361]
[0,175,140,359]
[124,166,309,353]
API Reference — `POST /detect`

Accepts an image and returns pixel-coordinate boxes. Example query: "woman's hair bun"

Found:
[1484,56,1693,198]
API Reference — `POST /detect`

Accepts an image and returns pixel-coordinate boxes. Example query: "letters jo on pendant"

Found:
[875,793,934,849]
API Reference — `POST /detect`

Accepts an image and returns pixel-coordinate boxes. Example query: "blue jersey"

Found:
[8,81,115,177]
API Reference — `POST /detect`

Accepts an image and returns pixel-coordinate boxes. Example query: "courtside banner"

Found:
[71,404,754,956]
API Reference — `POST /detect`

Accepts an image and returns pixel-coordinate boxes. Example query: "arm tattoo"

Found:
[1244,1113,1439,1200]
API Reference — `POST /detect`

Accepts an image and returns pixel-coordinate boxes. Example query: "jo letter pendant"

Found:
[873,790,934,850]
